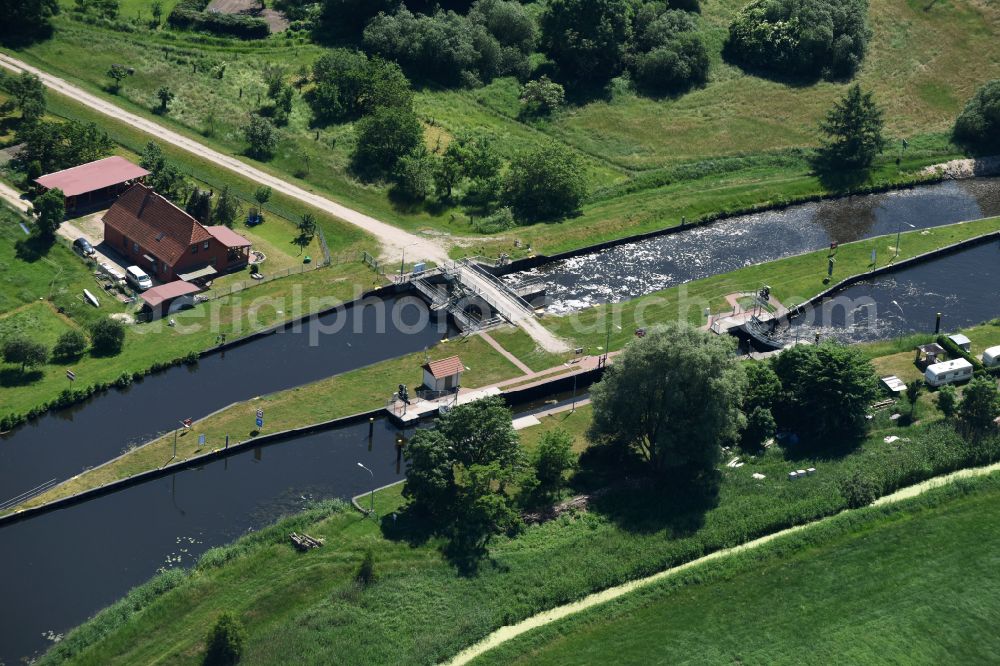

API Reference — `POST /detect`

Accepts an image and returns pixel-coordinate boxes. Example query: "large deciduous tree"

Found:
[351,106,423,179]
[588,324,746,480]
[953,80,1000,155]
[771,341,878,444]
[403,396,525,544]
[2,336,48,373]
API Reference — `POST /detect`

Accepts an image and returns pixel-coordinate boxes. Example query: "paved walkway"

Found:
[446,461,1000,665]
[0,53,449,265]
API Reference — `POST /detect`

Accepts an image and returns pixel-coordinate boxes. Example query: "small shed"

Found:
[925,358,974,387]
[422,355,464,392]
[915,343,946,368]
[139,280,200,320]
[948,334,972,352]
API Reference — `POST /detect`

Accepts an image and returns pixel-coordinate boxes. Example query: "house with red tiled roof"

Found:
[103,183,251,283]
[422,355,464,392]
[35,156,149,212]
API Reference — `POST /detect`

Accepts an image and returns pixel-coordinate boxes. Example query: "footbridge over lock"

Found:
[402,259,569,353]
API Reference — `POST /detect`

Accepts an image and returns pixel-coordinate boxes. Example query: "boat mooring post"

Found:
[368,417,375,451]
[935,312,941,334]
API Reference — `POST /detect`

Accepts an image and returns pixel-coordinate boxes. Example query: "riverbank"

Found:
[7,218,997,517]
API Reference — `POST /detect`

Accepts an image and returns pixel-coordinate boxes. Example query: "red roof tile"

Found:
[35,156,149,197]
[423,355,464,379]
[205,225,252,248]
[140,280,201,308]
[103,184,211,266]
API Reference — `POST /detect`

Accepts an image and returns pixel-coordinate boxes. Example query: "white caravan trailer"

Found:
[924,358,974,387]
[982,346,1000,369]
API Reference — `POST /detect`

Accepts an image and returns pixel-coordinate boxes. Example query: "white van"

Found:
[125,265,153,291]
[982,346,1000,369]
[924,358,974,387]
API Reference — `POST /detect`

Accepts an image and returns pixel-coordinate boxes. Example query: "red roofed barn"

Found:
[422,355,464,392]
[103,183,251,283]
[35,156,149,212]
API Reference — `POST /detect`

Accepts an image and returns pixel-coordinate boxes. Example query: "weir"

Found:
[402,259,569,352]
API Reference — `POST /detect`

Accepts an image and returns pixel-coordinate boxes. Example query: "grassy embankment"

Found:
[475,473,1000,665]
[0,85,385,418]
[8,217,999,513]
[39,383,1000,665]
[9,333,524,513]
[6,0,995,257]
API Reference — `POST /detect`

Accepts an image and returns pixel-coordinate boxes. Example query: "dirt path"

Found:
[0,53,449,265]
[445,461,1000,665]
[0,179,30,214]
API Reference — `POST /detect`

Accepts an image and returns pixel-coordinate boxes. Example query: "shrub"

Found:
[52,329,88,361]
[393,149,435,201]
[725,0,871,80]
[471,207,517,234]
[632,34,709,94]
[937,385,958,418]
[815,84,887,171]
[356,549,376,587]
[502,142,587,223]
[953,80,1000,155]
[532,428,576,497]
[351,106,423,179]
[89,317,126,356]
[838,468,881,509]
[520,76,565,115]
[203,612,246,665]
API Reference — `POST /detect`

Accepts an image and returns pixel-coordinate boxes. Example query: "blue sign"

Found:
[198,434,206,447]
[256,417,264,428]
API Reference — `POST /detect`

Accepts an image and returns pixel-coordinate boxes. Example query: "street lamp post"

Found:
[357,462,375,516]
[399,242,420,280]
[894,221,917,260]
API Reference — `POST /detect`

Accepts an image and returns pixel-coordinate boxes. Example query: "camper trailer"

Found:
[983,346,1000,369]
[924,358,974,387]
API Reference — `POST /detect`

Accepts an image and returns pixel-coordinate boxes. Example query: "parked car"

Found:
[72,237,96,257]
[125,265,153,291]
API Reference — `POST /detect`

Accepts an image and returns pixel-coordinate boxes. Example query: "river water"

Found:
[0,295,456,508]
[508,179,1000,313]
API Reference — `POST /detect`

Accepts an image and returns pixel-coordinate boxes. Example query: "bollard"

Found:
[935,312,941,334]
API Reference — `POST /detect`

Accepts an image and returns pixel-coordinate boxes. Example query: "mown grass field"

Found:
[39,386,1000,665]
[476,473,1000,665]
[4,0,995,256]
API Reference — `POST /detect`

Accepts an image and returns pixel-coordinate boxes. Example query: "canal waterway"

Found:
[0,241,998,662]
[0,295,456,507]
[785,241,1000,344]
[508,178,1000,313]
